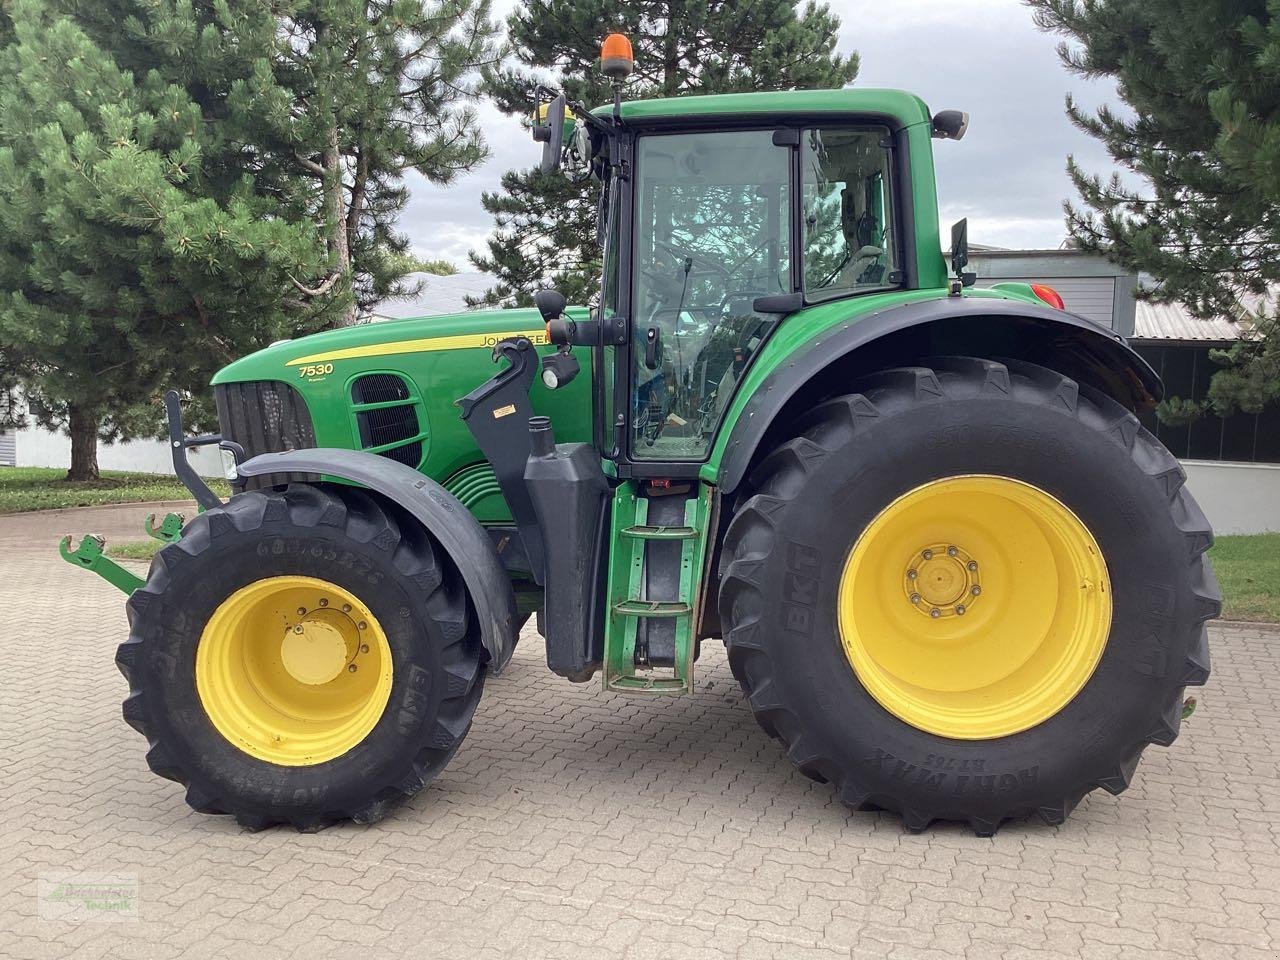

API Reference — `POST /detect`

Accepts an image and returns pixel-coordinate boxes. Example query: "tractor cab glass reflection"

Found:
[631,130,792,460]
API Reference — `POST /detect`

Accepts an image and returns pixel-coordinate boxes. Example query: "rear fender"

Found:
[715,297,1163,496]
[237,448,518,673]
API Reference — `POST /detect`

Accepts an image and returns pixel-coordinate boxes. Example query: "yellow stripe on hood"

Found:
[286,328,549,366]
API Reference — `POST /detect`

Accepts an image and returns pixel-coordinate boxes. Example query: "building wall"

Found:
[13,421,224,478]
[1182,460,1280,535]
[974,275,1117,329]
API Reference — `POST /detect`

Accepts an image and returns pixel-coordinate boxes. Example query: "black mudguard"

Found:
[237,448,519,674]
[717,296,1164,495]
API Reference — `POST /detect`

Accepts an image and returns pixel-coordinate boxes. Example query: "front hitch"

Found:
[58,534,144,595]
[56,388,238,594]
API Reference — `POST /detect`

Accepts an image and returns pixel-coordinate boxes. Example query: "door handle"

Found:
[644,325,661,369]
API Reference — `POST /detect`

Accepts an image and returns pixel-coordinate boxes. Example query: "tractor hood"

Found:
[211,306,589,386]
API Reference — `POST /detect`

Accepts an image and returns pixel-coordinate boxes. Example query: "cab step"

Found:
[612,599,693,617]
[620,524,697,541]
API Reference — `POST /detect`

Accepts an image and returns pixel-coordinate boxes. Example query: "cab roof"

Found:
[598,88,934,128]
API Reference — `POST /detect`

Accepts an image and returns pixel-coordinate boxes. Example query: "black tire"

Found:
[718,357,1219,835]
[116,483,484,831]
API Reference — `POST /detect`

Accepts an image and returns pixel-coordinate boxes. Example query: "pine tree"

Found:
[1028,0,1280,418]
[256,0,499,324]
[0,0,496,478]
[470,0,858,308]
[0,0,333,478]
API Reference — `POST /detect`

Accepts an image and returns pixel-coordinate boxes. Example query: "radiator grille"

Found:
[214,380,317,489]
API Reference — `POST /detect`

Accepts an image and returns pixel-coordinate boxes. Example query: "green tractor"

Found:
[70,37,1218,835]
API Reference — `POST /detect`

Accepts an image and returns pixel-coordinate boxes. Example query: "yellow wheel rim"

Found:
[195,576,394,765]
[838,476,1111,739]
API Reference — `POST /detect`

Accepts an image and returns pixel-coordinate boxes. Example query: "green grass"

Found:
[0,466,229,514]
[106,540,165,562]
[1209,534,1280,623]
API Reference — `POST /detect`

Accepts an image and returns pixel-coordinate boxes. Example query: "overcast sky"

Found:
[401,0,1120,268]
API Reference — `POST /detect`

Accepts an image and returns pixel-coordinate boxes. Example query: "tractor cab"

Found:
[527,39,958,475]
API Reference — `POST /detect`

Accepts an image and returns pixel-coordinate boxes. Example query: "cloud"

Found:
[400,0,1126,262]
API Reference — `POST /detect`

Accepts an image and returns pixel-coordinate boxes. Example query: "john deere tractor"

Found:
[67,35,1218,835]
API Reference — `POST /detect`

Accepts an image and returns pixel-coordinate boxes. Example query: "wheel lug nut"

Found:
[342,604,351,613]
[947,546,958,557]
[971,585,981,597]
[357,621,367,631]
[347,664,357,673]
[293,624,304,634]
[922,549,933,560]
[296,607,306,616]
[359,644,369,654]
[956,605,966,616]
[968,561,978,572]
[907,570,918,580]
[319,598,328,607]
[930,608,941,619]
[910,593,921,604]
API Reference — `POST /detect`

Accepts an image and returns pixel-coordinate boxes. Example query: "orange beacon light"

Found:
[601,33,634,80]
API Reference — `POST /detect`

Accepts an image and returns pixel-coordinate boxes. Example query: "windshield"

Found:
[630,129,792,460]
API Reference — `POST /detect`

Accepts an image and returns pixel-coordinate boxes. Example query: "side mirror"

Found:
[950,219,977,290]
[951,218,970,276]
[932,110,969,141]
[533,94,567,174]
[534,288,567,323]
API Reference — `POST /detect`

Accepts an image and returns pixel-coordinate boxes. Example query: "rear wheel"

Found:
[117,483,484,831]
[718,357,1219,834]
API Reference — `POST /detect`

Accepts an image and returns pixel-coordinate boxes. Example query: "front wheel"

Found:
[718,357,1219,834]
[117,483,484,831]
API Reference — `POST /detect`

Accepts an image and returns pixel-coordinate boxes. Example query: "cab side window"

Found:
[802,128,898,299]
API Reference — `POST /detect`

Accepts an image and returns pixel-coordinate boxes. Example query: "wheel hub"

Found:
[905,543,981,618]
[280,613,352,686]
[837,475,1111,740]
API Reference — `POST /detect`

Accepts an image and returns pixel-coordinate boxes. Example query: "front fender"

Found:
[237,448,518,673]
[712,296,1163,496]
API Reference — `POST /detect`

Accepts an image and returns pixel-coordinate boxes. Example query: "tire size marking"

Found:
[925,424,1069,464]
[397,664,430,736]
[924,754,986,773]
[866,748,1038,796]
[1133,581,1176,678]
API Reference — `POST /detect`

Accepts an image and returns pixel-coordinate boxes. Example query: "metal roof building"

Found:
[1133,301,1249,342]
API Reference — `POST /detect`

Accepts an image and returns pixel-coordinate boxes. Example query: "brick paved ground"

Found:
[2,502,1278,959]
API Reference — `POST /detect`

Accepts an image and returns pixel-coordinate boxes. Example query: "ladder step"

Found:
[613,599,693,618]
[607,674,689,694]
[620,524,698,541]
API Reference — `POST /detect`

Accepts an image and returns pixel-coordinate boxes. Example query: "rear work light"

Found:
[1030,283,1065,310]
